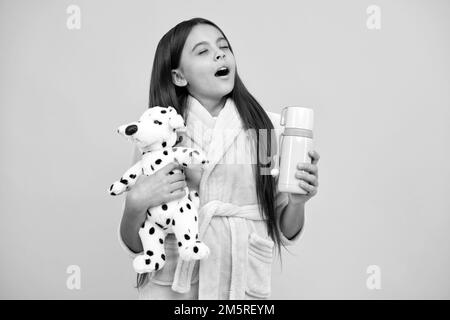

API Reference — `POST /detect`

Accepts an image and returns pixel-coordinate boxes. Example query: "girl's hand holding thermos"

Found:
[289,150,320,205]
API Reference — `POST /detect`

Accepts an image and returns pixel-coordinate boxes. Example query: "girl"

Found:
[119,17,320,300]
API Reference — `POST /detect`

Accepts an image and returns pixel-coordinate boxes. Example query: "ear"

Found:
[168,113,186,132]
[171,69,188,87]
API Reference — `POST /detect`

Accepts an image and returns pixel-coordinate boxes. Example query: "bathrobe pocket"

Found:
[149,234,199,285]
[245,232,274,299]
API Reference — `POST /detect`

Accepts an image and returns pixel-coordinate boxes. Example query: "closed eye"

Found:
[199,46,229,55]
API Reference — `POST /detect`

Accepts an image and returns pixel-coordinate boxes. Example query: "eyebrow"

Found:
[191,37,227,52]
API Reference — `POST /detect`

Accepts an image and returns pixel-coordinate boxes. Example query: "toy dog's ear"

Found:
[168,113,186,132]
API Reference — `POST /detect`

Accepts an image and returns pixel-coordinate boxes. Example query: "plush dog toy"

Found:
[109,106,210,274]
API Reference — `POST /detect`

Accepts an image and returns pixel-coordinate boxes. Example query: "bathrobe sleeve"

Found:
[267,111,306,246]
[117,146,143,259]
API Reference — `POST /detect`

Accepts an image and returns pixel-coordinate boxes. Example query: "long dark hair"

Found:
[137,17,287,288]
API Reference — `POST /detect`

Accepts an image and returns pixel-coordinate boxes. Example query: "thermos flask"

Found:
[271,106,314,194]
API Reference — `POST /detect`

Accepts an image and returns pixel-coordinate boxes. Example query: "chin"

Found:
[220,83,235,96]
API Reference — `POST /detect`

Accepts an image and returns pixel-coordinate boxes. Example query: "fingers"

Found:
[299,180,317,195]
[169,180,187,192]
[308,150,320,165]
[161,161,181,174]
[297,162,318,176]
[295,170,318,187]
[166,189,187,202]
[297,151,320,188]
[167,172,185,183]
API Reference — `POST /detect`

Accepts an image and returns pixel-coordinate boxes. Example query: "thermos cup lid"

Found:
[280,106,314,130]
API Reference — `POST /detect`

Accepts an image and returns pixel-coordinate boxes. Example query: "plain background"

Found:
[0,0,449,299]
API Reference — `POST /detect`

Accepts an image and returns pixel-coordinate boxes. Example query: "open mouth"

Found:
[214,67,230,77]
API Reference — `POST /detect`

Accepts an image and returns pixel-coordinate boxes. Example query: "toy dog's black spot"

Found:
[186,203,191,210]
[154,120,162,125]
[145,259,151,265]
[155,263,159,271]
[172,219,175,226]
[161,254,165,261]
[178,241,182,247]
[129,174,136,179]
[194,192,199,197]
[196,233,198,239]
[159,238,164,244]
[149,227,155,235]
[161,110,167,114]
[195,216,197,222]
[163,150,168,156]
[182,163,187,167]
[169,171,174,175]
[201,160,206,164]
[141,222,145,228]
[110,192,116,196]
[166,218,171,225]
[155,159,162,165]
[120,178,128,185]
[109,184,113,191]
[162,141,167,147]
[193,246,198,253]
[162,204,168,210]
[150,164,154,171]
[180,207,184,213]
[156,222,164,229]
[184,234,190,240]
[146,250,153,256]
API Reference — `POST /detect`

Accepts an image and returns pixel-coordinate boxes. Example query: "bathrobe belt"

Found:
[171,200,264,299]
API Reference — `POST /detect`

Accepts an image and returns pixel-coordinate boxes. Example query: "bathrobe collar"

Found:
[184,94,244,192]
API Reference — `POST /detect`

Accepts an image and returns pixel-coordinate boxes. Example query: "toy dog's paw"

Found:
[108,181,128,196]
[178,241,210,261]
[133,254,166,274]
[191,149,209,166]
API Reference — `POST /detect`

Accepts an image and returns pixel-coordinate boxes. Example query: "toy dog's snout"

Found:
[117,124,138,136]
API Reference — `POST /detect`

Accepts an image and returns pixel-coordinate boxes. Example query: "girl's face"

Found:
[172,24,236,100]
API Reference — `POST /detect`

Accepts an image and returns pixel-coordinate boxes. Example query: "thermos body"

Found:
[276,106,314,194]
[278,135,314,194]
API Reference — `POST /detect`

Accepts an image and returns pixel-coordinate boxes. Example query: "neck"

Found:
[192,94,227,117]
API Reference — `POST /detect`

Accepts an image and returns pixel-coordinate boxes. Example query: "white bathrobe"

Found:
[118,95,305,299]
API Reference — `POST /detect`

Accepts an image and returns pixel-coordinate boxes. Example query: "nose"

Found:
[125,124,138,136]
[215,50,225,61]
